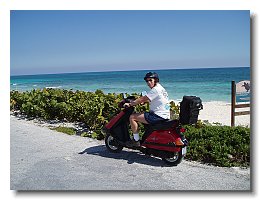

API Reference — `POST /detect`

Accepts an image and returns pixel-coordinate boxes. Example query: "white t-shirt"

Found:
[146,83,170,119]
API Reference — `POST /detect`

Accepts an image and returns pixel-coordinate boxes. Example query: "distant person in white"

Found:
[124,72,170,147]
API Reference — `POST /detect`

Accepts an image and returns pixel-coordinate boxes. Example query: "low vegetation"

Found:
[184,125,250,167]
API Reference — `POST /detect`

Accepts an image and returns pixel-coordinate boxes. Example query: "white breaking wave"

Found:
[45,86,62,89]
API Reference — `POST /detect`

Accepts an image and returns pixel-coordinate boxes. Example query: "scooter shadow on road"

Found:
[79,145,173,167]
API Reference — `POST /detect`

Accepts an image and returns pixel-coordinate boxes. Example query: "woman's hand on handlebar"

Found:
[123,103,132,108]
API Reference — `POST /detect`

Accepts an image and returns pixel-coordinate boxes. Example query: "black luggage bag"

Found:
[179,96,203,125]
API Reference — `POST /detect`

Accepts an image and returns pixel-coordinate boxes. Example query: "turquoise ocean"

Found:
[10,67,250,103]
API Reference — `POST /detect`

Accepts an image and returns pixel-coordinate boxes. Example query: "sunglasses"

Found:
[145,79,153,83]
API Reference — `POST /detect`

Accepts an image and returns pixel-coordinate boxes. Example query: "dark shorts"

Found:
[144,111,167,124]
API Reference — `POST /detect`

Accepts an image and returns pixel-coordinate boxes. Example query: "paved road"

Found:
[10,116,250,191]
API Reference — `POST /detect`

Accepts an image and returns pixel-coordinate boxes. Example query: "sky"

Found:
[10,10,250,75]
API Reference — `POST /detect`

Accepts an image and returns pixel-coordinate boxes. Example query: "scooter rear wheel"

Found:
[162,151,183,166]
[105,134,123,153]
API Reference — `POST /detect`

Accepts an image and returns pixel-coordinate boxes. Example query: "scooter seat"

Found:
[148,119,179,130]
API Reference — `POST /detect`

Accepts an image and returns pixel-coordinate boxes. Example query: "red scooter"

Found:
[103,95,188,166]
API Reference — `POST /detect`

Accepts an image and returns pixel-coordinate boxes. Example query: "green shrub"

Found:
[184,125,250,167]
[10,89,129,140]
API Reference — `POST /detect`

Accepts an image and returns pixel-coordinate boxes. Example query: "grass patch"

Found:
[51,126,76,135]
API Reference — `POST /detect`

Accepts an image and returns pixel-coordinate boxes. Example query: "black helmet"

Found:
[144,72,159,81]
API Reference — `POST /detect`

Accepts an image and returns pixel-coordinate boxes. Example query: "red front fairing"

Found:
[143,129,181,152]
[105,110,126,130]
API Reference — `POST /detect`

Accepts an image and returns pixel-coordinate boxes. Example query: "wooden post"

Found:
[231,81,236,127]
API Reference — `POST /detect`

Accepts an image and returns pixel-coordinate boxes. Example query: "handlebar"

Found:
[118,96,136,108]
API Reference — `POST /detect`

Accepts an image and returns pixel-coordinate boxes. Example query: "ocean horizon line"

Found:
[10,66,250,77]
[10,67,250,103]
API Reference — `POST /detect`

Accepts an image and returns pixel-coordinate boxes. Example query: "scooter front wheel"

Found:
[162,151,183,166]
[105,134,123,153]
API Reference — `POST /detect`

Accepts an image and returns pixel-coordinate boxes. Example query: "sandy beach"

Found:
[198,101,250,127]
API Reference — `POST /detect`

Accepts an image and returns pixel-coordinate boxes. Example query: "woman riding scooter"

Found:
[124,72,171,147]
